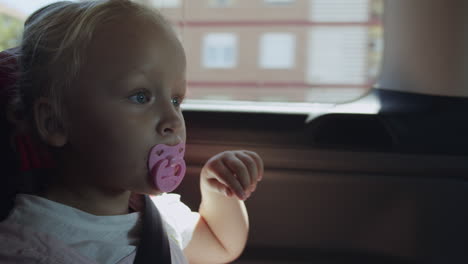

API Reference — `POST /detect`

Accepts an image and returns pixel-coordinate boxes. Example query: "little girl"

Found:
[0,1,263,263]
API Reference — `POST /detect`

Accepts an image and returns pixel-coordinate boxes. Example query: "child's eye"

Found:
[172,96,183,108]
[129,91,150,104]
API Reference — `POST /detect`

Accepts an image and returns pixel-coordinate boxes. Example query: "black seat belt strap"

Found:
[133,195,172,264]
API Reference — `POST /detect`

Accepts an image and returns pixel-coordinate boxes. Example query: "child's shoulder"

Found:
[0,221,97,264]
[150,193,198,223]
[149,193,200,249]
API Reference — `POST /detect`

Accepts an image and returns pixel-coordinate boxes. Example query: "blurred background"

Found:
[0,0,383,105]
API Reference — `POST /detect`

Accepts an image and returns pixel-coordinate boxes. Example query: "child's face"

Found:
[60,15,186,195]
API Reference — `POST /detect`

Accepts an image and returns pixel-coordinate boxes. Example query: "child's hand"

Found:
[200,150,264,200]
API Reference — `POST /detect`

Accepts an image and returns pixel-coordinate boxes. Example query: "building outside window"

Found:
[259,33,296,69]
[310,0,369,22]
[0,0,384,108]
[150,0,180,8]
[264,0,295,5]
[202,33,238,69]
[307,27,367,85]
[209,0,234,7]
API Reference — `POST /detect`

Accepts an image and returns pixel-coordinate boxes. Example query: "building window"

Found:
[264,0,295,5]
[259,33,296,69]
[307,27,368,85]
[150,0,181,8]
[209,0,234,7]
[310,0,369,22]
[202,33,238,69]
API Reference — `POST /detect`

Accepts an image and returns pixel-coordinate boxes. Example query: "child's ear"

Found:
[34,97,67,147]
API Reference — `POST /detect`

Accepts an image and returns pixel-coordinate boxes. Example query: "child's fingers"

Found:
[210,158,246,199]
[234,152,258,190]
[251,183,257,193]
[207,178,233,197]
[244,151,264,181]
[223,153,251,192]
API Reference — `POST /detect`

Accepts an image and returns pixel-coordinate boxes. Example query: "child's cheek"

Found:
[66,113,148,184]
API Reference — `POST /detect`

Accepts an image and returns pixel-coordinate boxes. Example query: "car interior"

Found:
[1,0,468,263]
[178,1,468,263]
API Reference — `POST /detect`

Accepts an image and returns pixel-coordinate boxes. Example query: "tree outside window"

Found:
[0,13,22,51]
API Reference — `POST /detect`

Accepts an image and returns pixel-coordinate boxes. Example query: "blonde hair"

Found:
[13,0,173,133]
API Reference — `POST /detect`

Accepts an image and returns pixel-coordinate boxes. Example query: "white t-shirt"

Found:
[4,193,200,264]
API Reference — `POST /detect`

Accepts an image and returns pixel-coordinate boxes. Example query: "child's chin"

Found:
[144,183,164,196]
[148,189,164,196]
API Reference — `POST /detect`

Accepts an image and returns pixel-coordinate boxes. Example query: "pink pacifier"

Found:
[148,142,186,192]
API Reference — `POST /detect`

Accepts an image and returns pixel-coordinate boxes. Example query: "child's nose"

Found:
[156,108,183,137]
[161,125,178,136]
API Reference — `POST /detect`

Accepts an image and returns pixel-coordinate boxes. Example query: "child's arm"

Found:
[184,150,263,264]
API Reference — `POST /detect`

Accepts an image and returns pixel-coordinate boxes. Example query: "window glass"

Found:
[259,33,295,69]
[307,27,367,85]
[169,0,383,106]
[209,0,234,7]
[202,33,238,68]
[0,0,384,111]
[310,0,369,22]
[264,0,295,5]
[0,13,22,51]
[150,0,181,8]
